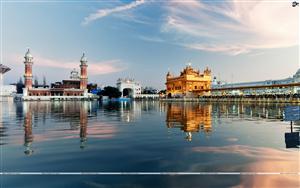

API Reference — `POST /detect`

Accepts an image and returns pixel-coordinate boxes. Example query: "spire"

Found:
[80,52,87,64]
[186,59,192,67]
[166,69,172,78]
[24,48,33,63]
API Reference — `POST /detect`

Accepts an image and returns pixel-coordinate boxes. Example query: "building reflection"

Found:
[0,102,5,145]
[212,103,285,120]
[163,102,291,141]
[100,100,159,123]
[79,102,88,149]
[0,99,15,146]
[21,101,93,155]
[165,103,212,141]
[23,103,34,155]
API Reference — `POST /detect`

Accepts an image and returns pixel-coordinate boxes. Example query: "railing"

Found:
[15,94,99,101]
[135,94,160,99]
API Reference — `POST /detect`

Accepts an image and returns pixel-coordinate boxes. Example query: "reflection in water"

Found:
[13,101,300,153]
[192,145,299,187]
[0,102,6,145]
[22,102,92,154]
[1,100,299,187]
[79,103,88,149]
[24,105,33,155]
[100,100,159,122]
[164,103,212,141]
[285,124,300,148]
[0,100,13,145]
[162,102,289,141]
[212,103,285,120]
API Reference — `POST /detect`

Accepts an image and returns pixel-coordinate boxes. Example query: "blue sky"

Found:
[1,0,299,89]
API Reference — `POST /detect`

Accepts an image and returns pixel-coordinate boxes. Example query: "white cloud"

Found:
[138,35,164,43]
[164,0,299,55]
[82,0,146,25]
[186,43,250,56]
[8,53,125,76]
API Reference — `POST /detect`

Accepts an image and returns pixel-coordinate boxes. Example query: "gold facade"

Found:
[165,103,212,141]
[166,65,212,97]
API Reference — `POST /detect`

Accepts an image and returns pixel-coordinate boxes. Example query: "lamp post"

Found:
[292,1,299,7]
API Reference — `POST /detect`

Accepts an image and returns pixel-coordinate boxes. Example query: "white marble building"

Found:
[212,69,300,95]
[0,64,15,96]
[116,78,141,98]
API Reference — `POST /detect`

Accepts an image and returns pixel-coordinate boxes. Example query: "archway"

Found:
[123,88,133,98]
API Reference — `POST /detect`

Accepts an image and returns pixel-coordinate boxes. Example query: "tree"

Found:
[16,77,24,94]
[18,77,23,85]
[34,76,39,88]
[142,86,158,94]
[43,76,47,87]
[99,86,121,99]
[159,90,166,94]
[87,83,97,92]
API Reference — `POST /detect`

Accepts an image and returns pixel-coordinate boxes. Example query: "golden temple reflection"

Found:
[24,103,33,155]
[165,102,212,141]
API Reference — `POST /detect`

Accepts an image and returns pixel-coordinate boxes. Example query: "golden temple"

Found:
[166,64,212,97]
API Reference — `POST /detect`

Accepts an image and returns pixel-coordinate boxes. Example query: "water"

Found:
[0,100,299,188]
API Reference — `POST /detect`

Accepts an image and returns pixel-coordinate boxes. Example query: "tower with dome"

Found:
[20,49,93,100]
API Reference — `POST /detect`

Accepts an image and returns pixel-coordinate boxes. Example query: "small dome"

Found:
[24,49,33,59]
[80,53,87,62]
[70,68,80,80]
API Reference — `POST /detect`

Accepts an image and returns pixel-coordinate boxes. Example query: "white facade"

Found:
[1,85,16,96]
[0,73,3,96]
[212,69,300,95]
[0,64,13,96]
[116,78,141,98]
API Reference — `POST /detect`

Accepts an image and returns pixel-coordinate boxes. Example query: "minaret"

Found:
[80,53,88,90]
[166,68,172,80]
[166,71,172,80]
[24,49,33,89]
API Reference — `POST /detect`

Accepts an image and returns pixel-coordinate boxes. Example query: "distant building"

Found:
[0,64,16,96]
[51,69,81,90]
[1,85,16,96]
[212,69,300,95]
[166,64,212,97]
[116,78,141,98]
[20,49,91,100]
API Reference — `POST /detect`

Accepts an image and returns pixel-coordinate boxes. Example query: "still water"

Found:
[0,100,299,188]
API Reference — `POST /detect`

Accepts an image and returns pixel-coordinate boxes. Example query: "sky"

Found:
[1,0,299,89]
